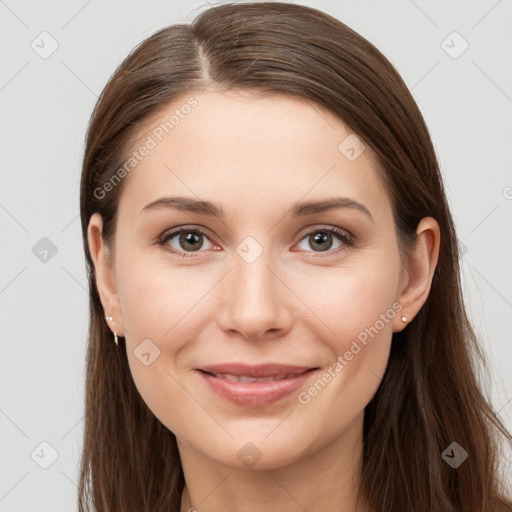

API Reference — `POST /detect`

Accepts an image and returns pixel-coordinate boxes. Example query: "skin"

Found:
[88,89,440,512]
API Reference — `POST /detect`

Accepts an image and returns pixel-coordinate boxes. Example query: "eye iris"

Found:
[310,232,332,252]
[180,232,203,251]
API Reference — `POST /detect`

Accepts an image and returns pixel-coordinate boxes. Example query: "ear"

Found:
[393,217,440,332]
[87,213,125,337]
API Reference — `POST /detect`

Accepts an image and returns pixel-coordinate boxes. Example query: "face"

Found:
[92,89,411,470]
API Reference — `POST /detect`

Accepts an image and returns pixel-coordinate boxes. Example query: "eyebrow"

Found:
[140,196,373,220]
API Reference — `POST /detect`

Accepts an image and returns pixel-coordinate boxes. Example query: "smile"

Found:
[196,364,318,406]
[207,372,304,382]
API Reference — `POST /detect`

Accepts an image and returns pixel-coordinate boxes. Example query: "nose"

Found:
[217,247,293,341]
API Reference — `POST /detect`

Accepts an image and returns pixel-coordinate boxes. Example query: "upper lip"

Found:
[198,363,315,378]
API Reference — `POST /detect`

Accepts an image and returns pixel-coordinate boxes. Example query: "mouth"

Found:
[195,363,319,406]
[201,372,306,382]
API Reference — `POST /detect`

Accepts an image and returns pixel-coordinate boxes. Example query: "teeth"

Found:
[212,372,298,382]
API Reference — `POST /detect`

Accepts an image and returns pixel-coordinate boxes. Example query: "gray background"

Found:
[1,0,511,510]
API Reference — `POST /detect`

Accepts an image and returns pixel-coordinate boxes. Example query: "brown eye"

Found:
[177,231,204,251]
[158,228,215,257]
[295,227,354,255]
[308,232,335,252]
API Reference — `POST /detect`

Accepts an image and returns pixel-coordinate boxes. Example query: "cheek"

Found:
[302,257,399,346]
[293,266,399,432]
[116,254,208,341]
[116,257,218,415]
[293,260,399,406]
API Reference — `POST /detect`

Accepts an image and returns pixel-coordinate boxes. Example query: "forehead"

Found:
[118,89,391,223]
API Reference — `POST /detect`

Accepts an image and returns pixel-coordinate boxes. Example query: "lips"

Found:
[196,363,318,406]
[205,373,301,382]
[199,363,313,378]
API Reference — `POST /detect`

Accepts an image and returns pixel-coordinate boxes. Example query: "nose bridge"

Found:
[218,236,290,339]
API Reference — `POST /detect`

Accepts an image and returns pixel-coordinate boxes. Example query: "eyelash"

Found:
[156,225,355,259]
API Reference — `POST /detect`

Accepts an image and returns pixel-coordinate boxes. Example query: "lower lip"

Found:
[197,369,317,406]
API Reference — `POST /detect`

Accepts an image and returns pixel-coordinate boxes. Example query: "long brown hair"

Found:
[78,2,512,511]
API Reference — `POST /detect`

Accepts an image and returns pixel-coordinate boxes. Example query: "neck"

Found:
[178,412,369,512]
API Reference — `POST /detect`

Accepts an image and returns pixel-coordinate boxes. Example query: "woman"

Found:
[78,2,512,511]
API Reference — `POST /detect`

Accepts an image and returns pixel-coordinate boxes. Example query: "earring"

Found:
[105,315,119,346]
[401,316,408,323]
